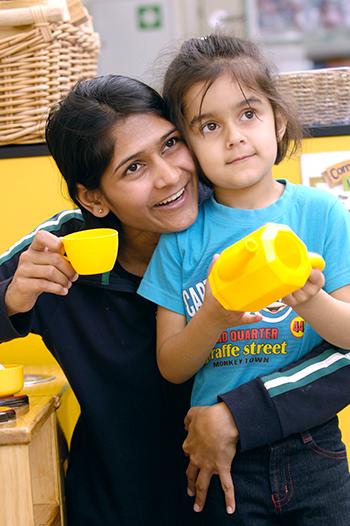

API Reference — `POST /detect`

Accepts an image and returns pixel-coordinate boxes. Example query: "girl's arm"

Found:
[284,270,350,349]
[157,267,337,384]
[157,288,261,384]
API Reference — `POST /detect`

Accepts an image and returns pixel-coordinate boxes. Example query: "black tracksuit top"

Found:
[0,209,349,525]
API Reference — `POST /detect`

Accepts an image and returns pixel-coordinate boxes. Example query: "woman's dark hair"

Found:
[45,74,169,226]
[163,34,302,166]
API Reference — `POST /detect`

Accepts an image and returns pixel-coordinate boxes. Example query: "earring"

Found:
[98,208,104,215]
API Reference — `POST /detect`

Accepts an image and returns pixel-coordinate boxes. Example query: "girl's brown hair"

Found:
[163,34,302,164]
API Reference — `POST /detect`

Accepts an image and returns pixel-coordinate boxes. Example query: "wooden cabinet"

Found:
[0,368,68,526]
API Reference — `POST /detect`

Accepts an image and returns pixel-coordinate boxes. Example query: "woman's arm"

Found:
[0,214,81,343]
[222,340,349,449]
[182,271,350,512]
[185,340,350,511]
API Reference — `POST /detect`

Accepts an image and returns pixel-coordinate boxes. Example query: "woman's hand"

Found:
[183,402,239,515]
[282,268,325,308]
[5,230,78,316]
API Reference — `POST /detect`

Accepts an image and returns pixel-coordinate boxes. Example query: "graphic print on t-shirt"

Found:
[182,277,310,405]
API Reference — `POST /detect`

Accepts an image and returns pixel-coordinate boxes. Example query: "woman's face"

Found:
[97,113,198,234]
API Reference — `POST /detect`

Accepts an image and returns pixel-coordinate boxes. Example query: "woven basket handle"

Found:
[0,5,67,26]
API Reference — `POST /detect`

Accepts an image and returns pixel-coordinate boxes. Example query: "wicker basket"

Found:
[276,67,350,128]
[0,3,100,146]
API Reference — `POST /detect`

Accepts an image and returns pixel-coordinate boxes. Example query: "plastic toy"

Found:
[0,364,24,397]
[208,223,325,312]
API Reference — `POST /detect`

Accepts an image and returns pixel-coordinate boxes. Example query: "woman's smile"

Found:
[154,185,185,207]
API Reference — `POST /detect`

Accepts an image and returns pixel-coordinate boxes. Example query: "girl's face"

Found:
[91,113,198,234]
[183,74,286,206]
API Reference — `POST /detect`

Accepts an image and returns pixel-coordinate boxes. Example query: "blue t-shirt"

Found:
[139,180,350,405]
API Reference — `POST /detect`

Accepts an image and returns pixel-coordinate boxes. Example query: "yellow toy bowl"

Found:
[0,364,24,397]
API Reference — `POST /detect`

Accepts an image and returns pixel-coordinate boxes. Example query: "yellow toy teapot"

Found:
[208,223,325,312]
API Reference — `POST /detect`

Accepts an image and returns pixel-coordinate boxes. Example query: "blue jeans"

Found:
[199,417,350,525]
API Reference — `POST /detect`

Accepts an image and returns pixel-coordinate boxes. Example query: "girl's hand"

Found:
[203,254,262,331]
[5,230,78,316]
[282,268,325,308]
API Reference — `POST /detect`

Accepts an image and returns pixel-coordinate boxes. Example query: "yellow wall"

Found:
[0,154,79,442]
[1,155,74,365]
[0,144,349,449]
[273,134,350,451]
[273,134,350,184]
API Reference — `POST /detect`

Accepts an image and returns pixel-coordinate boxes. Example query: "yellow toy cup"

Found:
[62,228,118,275]
[209,223,325,312]
[0,364,24,397]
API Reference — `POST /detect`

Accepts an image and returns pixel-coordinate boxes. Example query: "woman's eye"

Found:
[126,162,142,175]
[202,122,218,134]
[242,109,256,121]
[164,136,179,150]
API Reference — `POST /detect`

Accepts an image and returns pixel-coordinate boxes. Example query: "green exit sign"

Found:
[137,4,162,30]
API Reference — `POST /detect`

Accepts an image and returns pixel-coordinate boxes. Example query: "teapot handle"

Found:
[308,252,326,271]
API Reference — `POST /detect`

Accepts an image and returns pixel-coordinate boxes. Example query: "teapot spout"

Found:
[215,238,258,281]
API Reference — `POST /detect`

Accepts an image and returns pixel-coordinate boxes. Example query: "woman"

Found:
[0,74,348,524]
[0,75,199,526]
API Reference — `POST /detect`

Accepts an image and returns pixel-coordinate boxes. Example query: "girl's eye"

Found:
[126,162,142,175]
[242,109,256,121]
[202,122,218,134]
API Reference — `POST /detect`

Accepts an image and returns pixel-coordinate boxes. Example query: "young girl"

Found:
[138,35,350,524]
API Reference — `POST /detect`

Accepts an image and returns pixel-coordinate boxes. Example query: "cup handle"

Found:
[308,252,326,271]
[63,254,77,271]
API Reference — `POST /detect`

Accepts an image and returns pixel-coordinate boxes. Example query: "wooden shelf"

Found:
[34,504,61,526]
[0,366,68,525]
